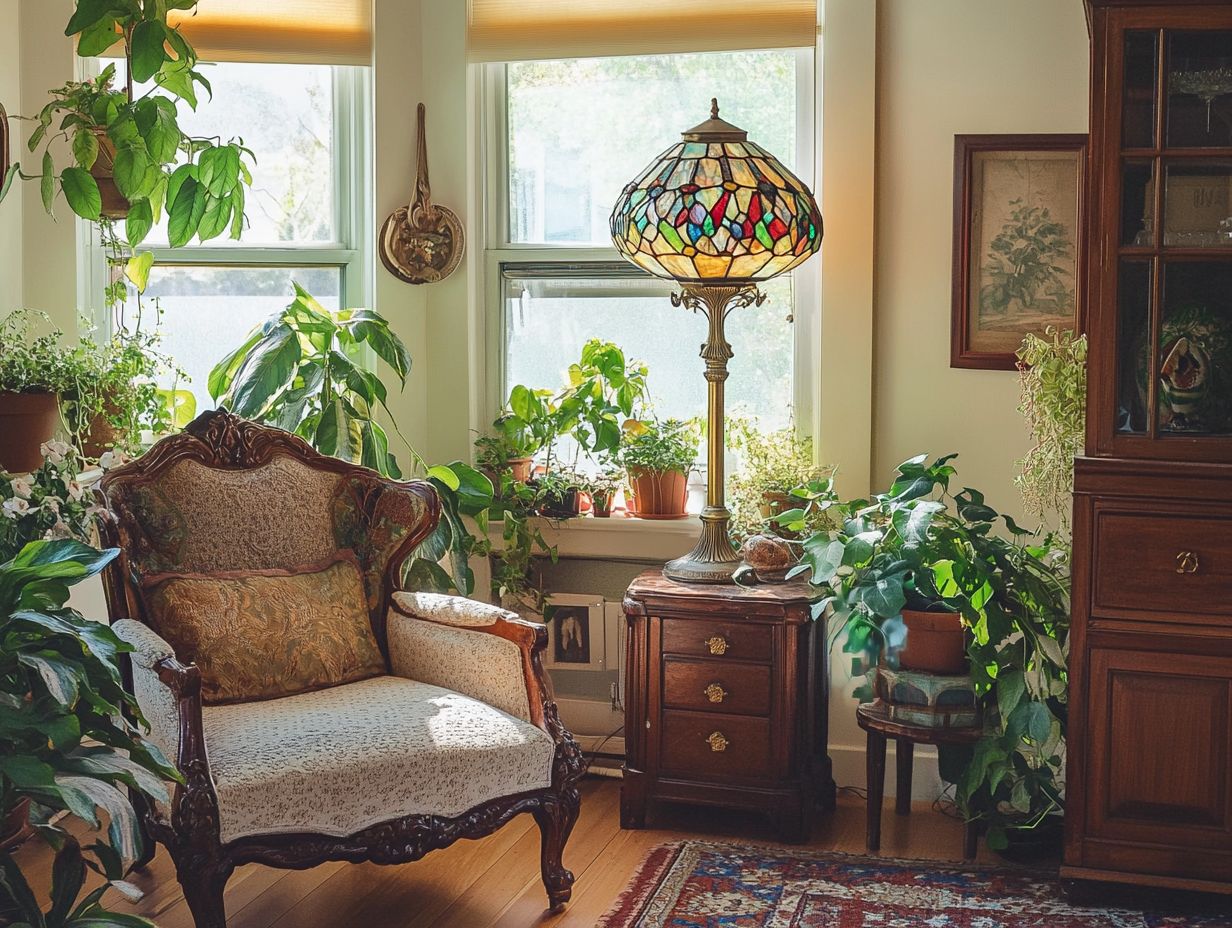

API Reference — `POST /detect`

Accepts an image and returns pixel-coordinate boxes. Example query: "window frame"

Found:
[478,48,819,438]
[77,62,374,337]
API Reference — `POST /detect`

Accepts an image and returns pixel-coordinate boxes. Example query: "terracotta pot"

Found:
[80,395,124,460]
[0,798,32,853]
[627,467,688,519]
[539,488,581,519]
[0,392,61,474]
[90,133,130,220]
[899,609,967,674]
[507,456,533,483]
[758,490,794,519]
[592,489,613,518]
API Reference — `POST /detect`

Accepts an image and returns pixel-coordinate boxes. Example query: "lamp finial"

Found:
[710,97,719,119]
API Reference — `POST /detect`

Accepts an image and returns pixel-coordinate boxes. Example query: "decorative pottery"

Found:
[0,392,61,474]
[379,103,464,285]
[899,609,967,674]
[739,533,795,583]
[507,456,533,483]
[626,467,688,519]
[875,666,979,729]
[1138,303,1232,433]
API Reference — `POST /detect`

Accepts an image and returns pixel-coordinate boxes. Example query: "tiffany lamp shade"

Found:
[610,99,823,583]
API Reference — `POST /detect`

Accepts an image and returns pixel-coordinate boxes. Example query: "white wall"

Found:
[0,0,23,301]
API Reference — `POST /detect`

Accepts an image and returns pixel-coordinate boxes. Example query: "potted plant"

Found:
[587,466,623,517]
[0,441,102,563]
[536,467,584,519]
[728,418,832,542]
[0,310,87,474]
[619,418,698,520]
[778,454,1070,851]
[0,538,180,927]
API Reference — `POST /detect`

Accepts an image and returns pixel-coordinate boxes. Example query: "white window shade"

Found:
[163,1,372,65]
[467,0,818,62]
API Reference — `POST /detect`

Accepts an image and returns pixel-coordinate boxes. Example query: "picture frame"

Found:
[542,593,606,671]
[951,133,1087,370]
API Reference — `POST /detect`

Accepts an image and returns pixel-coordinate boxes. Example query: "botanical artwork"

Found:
[952,137,1086,369]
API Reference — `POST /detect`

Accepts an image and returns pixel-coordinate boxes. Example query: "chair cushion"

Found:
[143,553,386,705]
[201,676,556,842]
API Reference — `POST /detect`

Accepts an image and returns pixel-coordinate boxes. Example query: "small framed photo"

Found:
[543,594,605,671]
[951,134,1087,370]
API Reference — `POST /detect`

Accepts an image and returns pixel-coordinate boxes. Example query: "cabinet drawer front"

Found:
[662,658,772,716]
[660,710,772,780]
[1093,510,1232,621]
[660,617,773,662]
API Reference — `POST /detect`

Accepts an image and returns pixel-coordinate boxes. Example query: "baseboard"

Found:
[829,742,944,802]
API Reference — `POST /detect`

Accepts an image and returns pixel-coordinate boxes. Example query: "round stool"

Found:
[856,701,983,859]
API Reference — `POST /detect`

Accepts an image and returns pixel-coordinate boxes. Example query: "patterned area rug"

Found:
[598,841,1232,927]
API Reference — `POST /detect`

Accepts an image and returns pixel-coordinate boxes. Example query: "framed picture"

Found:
[951,134,1087,370]
[543,593,605,671]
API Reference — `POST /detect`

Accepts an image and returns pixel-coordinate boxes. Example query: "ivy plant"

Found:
[209,284,493,596]
[776,454,1070,851]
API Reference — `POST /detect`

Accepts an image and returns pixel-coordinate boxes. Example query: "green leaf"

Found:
[76,15,123,56]
[227,323,302,417]
[41,151,55,212]
[441,461,493,517]
[142,103,181,164]
[1024,701,1053,744]
[112,144,154,200]
[996,670,1026,722]
[125,197,153,248]
[229,180,246,239]
[18,652,81,706]
[66,0,121,35]
[49,836,86,925]
[351,313,411,383]
[208,327,264,402]
[129,20,168,84]
[72,129,99,170]
[124,251,154,293]
[0,163,19,206]
[166,176,203,247]
[59,168,102,221]
[195,192,231,242]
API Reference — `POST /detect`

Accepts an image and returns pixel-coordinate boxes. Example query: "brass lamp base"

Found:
[661,282,765,586]
[663,506,741,583]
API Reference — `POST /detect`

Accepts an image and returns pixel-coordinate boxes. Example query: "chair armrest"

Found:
[388,592,551,727]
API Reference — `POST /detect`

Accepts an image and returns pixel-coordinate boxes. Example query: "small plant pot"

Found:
[592,490,614,518]
[90,132,130,220]
[539,488,582,519]
[507,456,533,483]
[758,490,794,520]
[0,798,33,853]
[994,813,1064,862]
[0,391,61,474]
[627,467,688,519]
[899,609,967,674]
[80,394,125,460]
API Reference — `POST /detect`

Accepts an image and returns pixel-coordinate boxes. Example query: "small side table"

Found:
[856,701,983,859]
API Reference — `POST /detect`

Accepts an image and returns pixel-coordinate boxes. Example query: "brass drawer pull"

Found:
[704,635,729,655]
[704,683,728,704]
[706,731,729,752]
[1176,551,1200,575]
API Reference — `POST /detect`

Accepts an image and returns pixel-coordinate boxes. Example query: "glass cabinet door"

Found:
[1110,24,1232,457]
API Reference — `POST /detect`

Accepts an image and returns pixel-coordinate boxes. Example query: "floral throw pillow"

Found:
[142,552,386,705]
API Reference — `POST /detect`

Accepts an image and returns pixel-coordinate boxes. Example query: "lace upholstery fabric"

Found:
[392,591,522,628]
[201,676,554,842]
[111,455,344,576]
[112,619,181,764]
[143,554,386,705]
[387,606,533,723]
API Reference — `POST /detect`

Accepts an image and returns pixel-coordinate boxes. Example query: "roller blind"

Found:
[163,1,372,65]
[467,0,818,63]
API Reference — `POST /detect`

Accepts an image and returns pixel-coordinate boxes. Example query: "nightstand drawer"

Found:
[660,617,773,662]
[660,710,772,780]
[1093,509,1232,623]
[662,658,771,716]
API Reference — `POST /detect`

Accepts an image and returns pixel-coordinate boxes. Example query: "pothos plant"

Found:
[776,454,1070,851]
[209,284,494,596]
[3,1,255,286]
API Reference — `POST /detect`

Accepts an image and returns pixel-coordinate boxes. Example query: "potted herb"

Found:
[536,468,584,519]
[587,467,623,517]
[0,539,180,927]
[210,283,493,597]
[0,311,86,474]
[619,418,698,520]
[728,418,831,541]
[779,454,1070,851]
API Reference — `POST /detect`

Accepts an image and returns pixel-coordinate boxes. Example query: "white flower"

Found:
[3,498,31,517]
[10,476,34,499]
[48,519,73,539]
[99,451,118,470]
[39,440,70,466]
[67,481,84,502]
[42,496,62,515]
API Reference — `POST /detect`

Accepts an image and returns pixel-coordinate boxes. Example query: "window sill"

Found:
[487,513,701,560]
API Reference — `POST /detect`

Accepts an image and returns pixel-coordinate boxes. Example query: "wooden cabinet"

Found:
[1068,0,1232,896]
[621,570,835,843]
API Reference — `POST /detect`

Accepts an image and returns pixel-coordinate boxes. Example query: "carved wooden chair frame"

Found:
[96,410,585,928]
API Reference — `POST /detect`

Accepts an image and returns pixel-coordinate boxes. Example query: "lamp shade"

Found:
[610,100,822,284]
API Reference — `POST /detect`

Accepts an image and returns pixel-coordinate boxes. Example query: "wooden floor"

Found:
[15,777,1000,927]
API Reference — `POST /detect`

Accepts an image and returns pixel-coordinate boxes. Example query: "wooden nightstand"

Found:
[621,569,835,842]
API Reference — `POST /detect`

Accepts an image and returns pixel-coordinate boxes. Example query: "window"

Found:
[85,61,370,414]
[487,48,815,441]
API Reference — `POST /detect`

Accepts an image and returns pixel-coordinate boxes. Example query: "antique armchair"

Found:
[96,410,584,928]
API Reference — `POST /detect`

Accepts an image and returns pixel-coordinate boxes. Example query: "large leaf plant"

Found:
[1,539,180,927]
[776,454,1070,851]
[209,284,494,596]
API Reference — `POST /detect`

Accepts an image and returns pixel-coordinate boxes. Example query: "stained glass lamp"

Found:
[610,99,823,583]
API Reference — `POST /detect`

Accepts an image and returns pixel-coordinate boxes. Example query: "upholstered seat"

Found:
[98,411,584,928]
